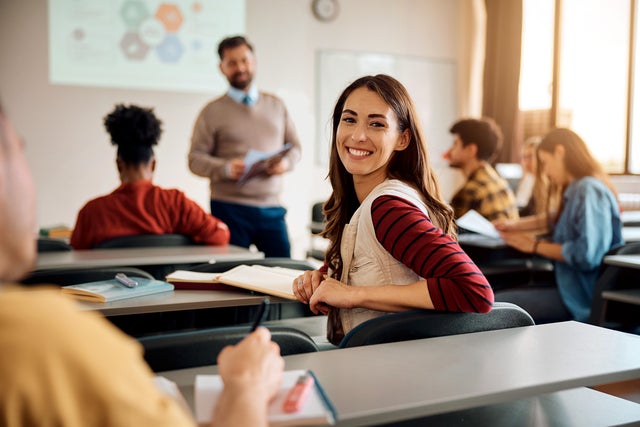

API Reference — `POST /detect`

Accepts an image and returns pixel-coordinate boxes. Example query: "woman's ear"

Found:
[395,130,410,151]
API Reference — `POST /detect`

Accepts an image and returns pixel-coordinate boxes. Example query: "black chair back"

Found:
[339,302,534,348]
[93,234,196,249]
[20,267,154,286]
[37,237,73,252]
[138,325,319,372]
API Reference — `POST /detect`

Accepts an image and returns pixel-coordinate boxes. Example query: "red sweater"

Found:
[371,195,493,313]
[70,180,230,249]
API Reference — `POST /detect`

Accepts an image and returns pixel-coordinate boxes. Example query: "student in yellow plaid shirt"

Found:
[445,118,519,221]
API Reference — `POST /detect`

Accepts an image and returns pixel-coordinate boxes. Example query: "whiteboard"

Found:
[315,50,457,167]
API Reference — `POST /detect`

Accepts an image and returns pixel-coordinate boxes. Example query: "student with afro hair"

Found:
[70,104,230,249]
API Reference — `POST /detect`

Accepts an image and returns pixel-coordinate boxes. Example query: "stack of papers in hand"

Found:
[238,143,293,184]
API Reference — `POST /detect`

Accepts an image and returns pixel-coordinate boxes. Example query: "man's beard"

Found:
[229,72,253,90]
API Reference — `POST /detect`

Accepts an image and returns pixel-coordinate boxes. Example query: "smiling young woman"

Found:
[291,75,494,345]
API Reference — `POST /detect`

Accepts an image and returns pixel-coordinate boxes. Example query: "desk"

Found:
[597,253,640,325]
[457,232,506,249]
[604,253,640,269]
[458,233,554,289]
[623,226,640,242]
[75,289,287,317]
[160,321,640,426]
[36,245,263,271]
[622,210,640,226]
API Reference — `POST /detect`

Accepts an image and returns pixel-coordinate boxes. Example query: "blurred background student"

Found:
[70,104,229,249]
[444,117,519,221]
[493,128,623,323]
[515,136,548,217]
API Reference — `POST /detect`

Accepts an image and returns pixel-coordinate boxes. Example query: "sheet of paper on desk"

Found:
[195,369,336,426]
[456,209,501,239]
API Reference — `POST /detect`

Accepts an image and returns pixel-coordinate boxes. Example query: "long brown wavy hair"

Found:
[538,128,617,226]
[321,74,455,279]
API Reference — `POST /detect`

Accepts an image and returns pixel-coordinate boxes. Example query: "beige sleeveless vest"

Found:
[328,179,437,343]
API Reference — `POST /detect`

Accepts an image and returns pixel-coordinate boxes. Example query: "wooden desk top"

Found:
[604,254,640,269]
[160,321,640,426]
[36,245,263,271]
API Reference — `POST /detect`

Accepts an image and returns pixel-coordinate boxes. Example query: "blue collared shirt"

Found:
[553,176,624,321]
[227,85,259,106]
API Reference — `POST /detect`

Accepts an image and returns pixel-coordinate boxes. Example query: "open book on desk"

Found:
[166,265,303,300]
[195,369,337,426]
[61,277,174,302]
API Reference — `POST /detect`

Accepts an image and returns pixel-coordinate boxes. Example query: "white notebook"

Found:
[195,369,336,426]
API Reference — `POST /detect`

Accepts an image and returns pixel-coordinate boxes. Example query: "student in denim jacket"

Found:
[494,128,623,323]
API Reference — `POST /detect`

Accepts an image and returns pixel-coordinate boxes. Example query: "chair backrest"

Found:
[188,257,317,273]
[338,302,534,348]
[93,234,196,249]
[20,267,154,286]
[589,241,640,325]
[37,237,73,252]
[310,202,325,234]
[138,325,319,372]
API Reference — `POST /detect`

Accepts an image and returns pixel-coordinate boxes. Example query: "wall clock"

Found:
[312,0,339,22]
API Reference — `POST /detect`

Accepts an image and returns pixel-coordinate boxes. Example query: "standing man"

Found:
[189,35,301,257]
[445,117,519,221]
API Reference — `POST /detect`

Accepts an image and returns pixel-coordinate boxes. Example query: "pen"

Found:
[115,273,138,288]
[250,298,270,332]
[282,371,315,413]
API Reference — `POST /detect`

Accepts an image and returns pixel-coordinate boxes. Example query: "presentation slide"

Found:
[48,0,245,93]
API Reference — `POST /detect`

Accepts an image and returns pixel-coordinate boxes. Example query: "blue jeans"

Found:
[211,200,291,258]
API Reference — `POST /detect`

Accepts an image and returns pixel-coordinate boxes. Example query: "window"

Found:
[521,0,636,174]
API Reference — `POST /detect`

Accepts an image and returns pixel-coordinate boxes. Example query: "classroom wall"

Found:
[0,0,472,258]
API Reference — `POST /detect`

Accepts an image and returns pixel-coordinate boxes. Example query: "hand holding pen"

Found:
[216,299,283,419]
[250,297,270,332]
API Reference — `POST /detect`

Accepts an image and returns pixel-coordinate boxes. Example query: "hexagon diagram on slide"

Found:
[120,0,150,31]
[155,3,184,33]
[120,32,150,60]
[156,34,184,63]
